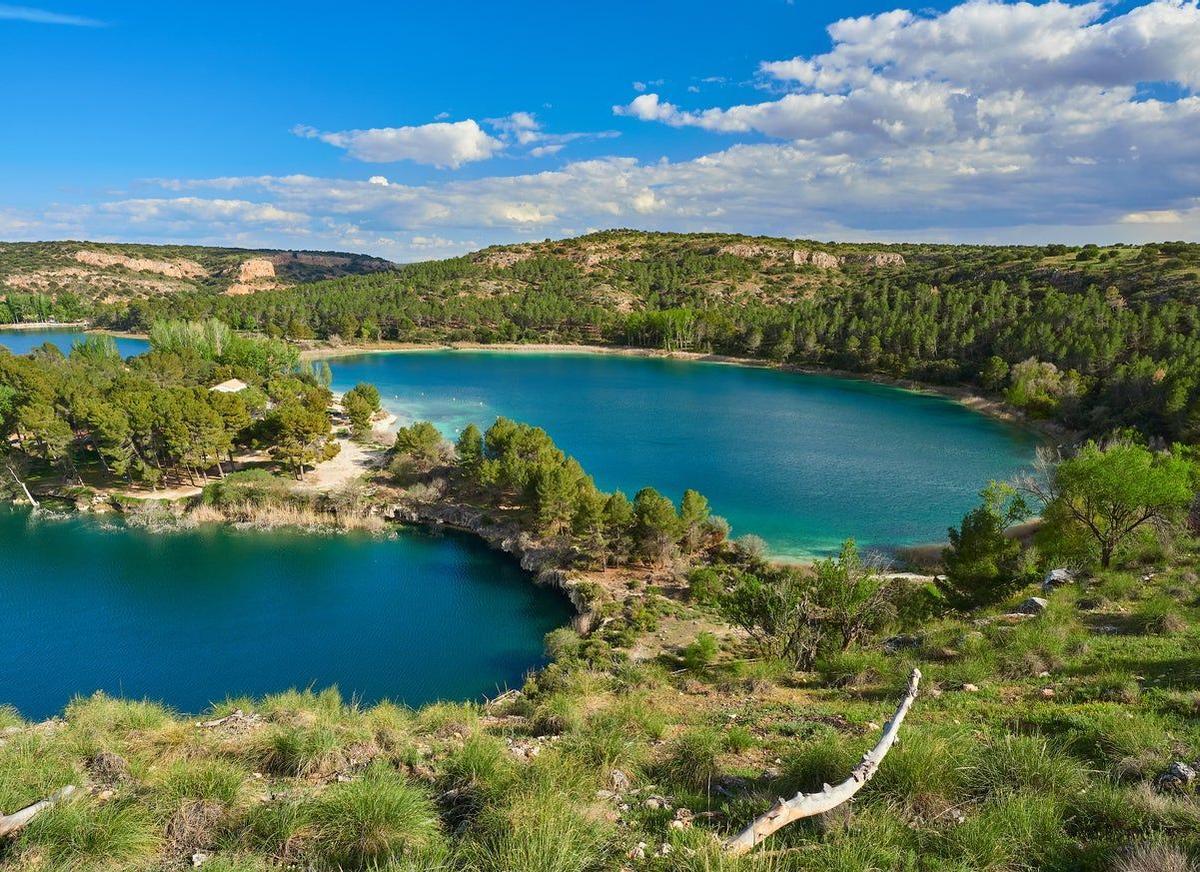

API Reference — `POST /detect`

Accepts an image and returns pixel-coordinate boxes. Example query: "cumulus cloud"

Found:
[293,120,503,168]
[615,3,1200,146]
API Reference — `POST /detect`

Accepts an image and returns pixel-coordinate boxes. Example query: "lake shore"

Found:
[0,320,89,331]
[300,339,1068,442]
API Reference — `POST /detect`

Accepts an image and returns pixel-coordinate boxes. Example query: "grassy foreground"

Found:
[2,540,1199,871]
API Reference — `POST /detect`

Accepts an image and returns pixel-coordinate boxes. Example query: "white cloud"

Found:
[0,4,104,26]
[293,120,503,169]
[483,111,620,157]
[96,197,310,230]
[10,1,1200,256]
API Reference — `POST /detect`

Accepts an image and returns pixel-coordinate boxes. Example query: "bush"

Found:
[19,797,160,870]
[662,727,723,793]
[687,566,724,604]
[682,632,719,672]
[202,469,292,509]
[307,764,443,870]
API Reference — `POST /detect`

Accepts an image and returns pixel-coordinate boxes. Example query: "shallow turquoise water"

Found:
[0,509,572,720]
[329,350,1040,558]
[0,327,148,358]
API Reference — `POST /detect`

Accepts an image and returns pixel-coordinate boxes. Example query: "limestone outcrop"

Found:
[223,258,280,295]
[74,249,207,279]
[849,251,907,267]
[793,249,842,269]
[385,500,595,630]
[236,258,276,281]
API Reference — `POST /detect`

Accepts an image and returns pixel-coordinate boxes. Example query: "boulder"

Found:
[1018,596,1049,615]
[1042,568,1075,591]
[1154,761,1197,793]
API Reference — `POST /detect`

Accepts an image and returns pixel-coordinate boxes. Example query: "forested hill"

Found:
[0,240,394,311]
[6,230,1200,440]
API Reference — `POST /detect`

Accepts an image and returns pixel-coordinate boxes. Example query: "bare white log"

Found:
[4,462,38,509]
[0,785,77,838]
[725,668,922,856]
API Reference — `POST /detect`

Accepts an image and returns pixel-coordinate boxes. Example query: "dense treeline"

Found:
[86,235,1200,440]
[391,416,729,570]
[0,321,339,495]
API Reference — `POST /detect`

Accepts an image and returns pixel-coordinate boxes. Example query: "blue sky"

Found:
[2,0,1198,259]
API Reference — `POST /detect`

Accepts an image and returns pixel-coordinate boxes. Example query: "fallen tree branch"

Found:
[4,462,38,510]
[724,668,922,855]
[0,786,77,838]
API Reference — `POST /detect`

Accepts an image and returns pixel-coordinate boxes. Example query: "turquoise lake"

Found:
[0,326,148,358]
[328,350,1039,558]
[0,509,572,720]
[1,329,1038,717]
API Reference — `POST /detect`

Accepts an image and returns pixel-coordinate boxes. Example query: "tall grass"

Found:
[18,797,160,870]
[307,764,443,870]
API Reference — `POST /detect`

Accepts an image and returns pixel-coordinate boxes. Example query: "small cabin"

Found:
[210,378,249,394]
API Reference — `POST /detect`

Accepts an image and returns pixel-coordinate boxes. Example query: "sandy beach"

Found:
[0,321,89,331]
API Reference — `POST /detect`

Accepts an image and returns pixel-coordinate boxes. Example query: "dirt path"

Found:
[295,411,397,493]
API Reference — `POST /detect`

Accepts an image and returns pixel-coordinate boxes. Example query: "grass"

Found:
[151,758,249,811]
[17,796,160,870]
[307,764,443,870]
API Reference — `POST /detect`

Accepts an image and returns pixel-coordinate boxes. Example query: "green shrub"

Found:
[544,627,583,661]
[688,566,724,605]
[19,797,160,870]
[307,764,442,870]
[662,727,724,793]
[202,469,292,508]
[967,734,1092,799]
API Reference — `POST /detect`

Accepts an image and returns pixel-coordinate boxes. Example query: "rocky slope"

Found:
[0,241,394,304]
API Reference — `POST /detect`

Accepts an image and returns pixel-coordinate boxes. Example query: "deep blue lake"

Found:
[0,509,571,720]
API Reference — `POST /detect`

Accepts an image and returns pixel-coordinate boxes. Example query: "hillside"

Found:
[0,241,394,311]
[6,230,1200,441]
[73,230,1199,443]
